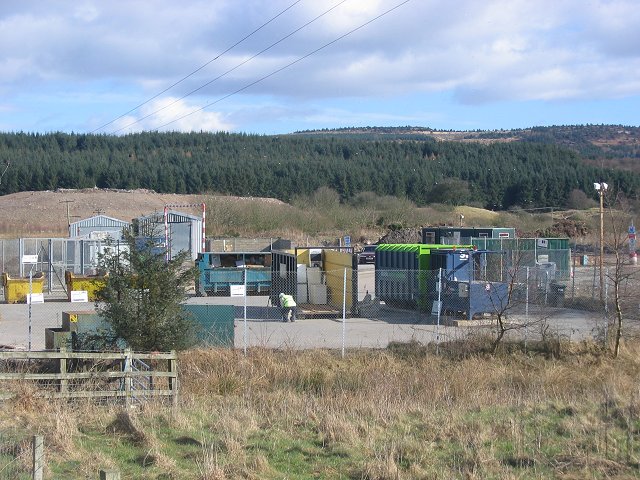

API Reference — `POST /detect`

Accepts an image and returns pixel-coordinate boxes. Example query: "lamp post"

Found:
[594,182,608,303]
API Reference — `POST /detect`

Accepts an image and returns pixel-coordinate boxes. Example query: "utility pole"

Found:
[59,200,75,235]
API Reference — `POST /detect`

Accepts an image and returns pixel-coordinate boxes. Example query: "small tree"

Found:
[479,250,551,353]
[604,196,639,357]
[96,233,198,351]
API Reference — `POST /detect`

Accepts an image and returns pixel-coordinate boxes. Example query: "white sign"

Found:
[537,238,548,248]
[343,235,351,247]
[26,293,44,304]
[22,255,38,264]
[70,290,89,302]
[230,285,246,297]
[431,300,442,315]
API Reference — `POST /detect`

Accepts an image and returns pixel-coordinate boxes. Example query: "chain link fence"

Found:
[0,262,633,353]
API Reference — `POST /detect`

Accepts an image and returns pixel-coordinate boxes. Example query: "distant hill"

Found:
[294,125,640,173]
[0,127,638,212]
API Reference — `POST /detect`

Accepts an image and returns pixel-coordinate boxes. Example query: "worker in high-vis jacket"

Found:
[278,292,297,322]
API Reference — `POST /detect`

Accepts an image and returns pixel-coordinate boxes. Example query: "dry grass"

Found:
[3,341,640,478]
[0,187,596,244]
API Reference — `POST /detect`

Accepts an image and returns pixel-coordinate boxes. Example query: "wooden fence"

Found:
[0,349,178,405]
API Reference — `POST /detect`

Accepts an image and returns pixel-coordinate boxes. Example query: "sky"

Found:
[0,0,639,135]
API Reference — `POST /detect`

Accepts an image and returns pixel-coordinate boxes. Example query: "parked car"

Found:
[358,245,377,264]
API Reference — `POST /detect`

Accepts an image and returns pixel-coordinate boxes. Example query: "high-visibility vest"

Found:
[282,294,296,307]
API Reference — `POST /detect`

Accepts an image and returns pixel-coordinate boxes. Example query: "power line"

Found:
[110,0,348,135]
[91,0,303,133]
[149,0,411,132]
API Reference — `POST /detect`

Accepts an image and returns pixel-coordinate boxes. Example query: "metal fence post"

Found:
[544,271,549,306]
[28,267,33,351]
[525,267,529,318]
[436,268,442,355]
[524,266,530,351]
[243,269,247,356]
[604,267,609,316]
[341,268,347,359]
[48,238,53,293]
[32,435,43,480]
[571,253,576,300]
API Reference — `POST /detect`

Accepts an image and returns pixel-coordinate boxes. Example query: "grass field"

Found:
[3,339,640,479]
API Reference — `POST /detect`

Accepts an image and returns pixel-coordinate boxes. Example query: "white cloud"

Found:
[0,0,639,132]
[110,97,234,134]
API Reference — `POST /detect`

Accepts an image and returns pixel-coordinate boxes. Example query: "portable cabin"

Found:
[421,227,515,245]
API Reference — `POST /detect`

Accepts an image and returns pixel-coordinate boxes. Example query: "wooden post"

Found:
[32,435,44,480]
[99,469,121,480]
[123,349,132,407]
[59,347,68,394]
[168,350,178,408]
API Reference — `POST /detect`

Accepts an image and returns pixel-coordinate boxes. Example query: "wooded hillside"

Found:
[0,129,637,210]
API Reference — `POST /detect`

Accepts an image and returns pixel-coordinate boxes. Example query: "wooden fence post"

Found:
[123,348,132,407]
[32,435,44,480]
[99,469,121,479]
[59,347,68,393]
[168,350,178,408]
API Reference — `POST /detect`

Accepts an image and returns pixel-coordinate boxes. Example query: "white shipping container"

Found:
[307,267,323,285]
[309,284,328,304]
[296,264,308,284]
[297,283,308,303]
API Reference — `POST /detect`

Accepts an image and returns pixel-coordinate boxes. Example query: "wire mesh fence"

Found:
[0,432,37,480]
[0,263,634,354]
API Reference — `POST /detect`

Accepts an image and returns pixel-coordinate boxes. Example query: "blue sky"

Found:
[1,0,639,135]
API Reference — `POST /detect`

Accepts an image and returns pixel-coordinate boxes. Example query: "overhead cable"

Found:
[149,0,411,132]
[91,0,303,133]
[110,0,348,134]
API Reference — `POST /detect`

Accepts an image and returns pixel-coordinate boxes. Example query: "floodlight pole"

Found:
[600,190,604,303]
[595,182,608,304]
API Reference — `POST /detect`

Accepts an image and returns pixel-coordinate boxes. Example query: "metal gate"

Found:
[1,238,117,295]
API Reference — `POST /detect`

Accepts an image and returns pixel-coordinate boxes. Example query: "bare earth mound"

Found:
[0,189,284,238]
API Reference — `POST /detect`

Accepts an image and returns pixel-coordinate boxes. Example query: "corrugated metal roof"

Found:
[70,214,131,228]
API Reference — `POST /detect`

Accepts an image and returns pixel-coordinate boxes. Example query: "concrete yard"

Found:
[0,293,605,351]
[0,264,608,351]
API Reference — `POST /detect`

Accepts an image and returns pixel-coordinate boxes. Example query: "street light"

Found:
[594,182,608,303]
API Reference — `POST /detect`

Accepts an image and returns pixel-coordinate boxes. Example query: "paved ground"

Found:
[0,297,604,351]
[0,265,606,350]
